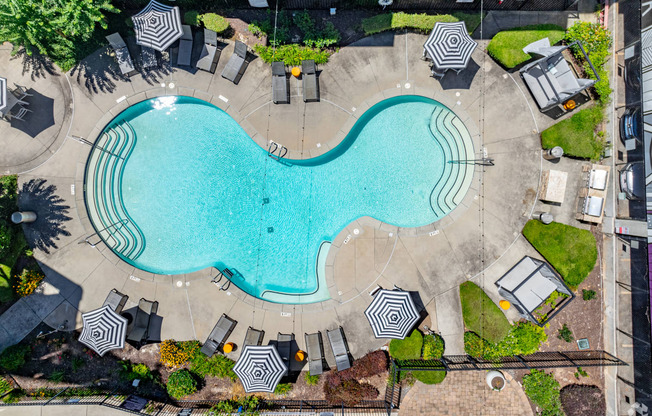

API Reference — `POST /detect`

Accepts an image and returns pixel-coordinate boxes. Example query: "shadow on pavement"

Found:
[10,49,58,80]
[439,58,481,90]
[10,89,55,138]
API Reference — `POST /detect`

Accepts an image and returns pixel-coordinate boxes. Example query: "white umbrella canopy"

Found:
[424,22,478,71]
[79,305,128,356]
[131,0,183,52]
[233,345,288,393]
[364,289,419,339]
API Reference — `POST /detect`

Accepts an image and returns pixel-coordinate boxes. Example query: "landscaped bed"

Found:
[486,24,565,69]
[361,12,483,36]
[540,105,605,160]
[389,330,446,385]
[522,220,598,289]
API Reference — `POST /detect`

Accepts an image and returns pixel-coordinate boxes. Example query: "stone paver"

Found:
[399,372,534,416]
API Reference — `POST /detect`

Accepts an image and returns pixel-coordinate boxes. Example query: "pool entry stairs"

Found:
[428,106,475,217]
[84,121,146,261]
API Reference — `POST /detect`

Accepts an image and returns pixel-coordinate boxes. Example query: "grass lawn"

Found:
[487,24,565,68]
[522,220,597,288]
[389,330,423,360]
[413,370,446,384]
[540,105,605,160]
[459,282,511,344]
[362,12,484,36]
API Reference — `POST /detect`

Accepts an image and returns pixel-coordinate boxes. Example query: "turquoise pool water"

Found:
[85,95,473,303]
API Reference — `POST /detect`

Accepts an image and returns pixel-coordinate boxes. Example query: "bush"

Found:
[350,350,388,377]
[0,378,13,396]
[305,373,320,385]
[200,13,229,34]
[324,379,379,406]
[464,322,547,360]
[293,11,341,48]
[274,382,293,396]
[540,105,605,160]
[558,323,574,342]
[522,220,598,288]
[582,289,597,301]
[121,361,154,382]
[0,344,30,372]
[254,44,332,66]
[389,330,423,360]
[460,281,511,343]
[159,340,200,368]
[487,24,565,69]
[184,11,199,26]
[249,10,290,46]
[422,334,444,360]
[362,12,482,36]
[210,396,260,414]
[14,269,44,297]
[166,369,197,399]
[523,370,564,416]
[190,353,236,380]
[565,22,612,103]
[464,331,492,357]
[560,384,606,416]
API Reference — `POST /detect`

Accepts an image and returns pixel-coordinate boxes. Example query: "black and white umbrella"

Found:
[233,345,288,393]
[79,305,128,356]
[0,77,6,113]
[364,289,419,339]
[131,0,183,52]
[423,22,477,71]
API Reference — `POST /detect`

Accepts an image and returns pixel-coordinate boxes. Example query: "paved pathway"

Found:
[399,372,534,416]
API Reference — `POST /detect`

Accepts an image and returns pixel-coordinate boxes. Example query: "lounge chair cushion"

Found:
[221,41,247,83]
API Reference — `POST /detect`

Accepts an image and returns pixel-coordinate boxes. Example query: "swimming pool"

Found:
[84,95,474,304]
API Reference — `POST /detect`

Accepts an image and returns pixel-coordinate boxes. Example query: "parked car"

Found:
[619,161,645,200]
[620,107,641,143]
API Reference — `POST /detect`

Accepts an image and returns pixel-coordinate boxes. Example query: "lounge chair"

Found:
[177,25,193,67]
[244,327,264,346]
[327,327,351,371]
[200,314,237,357]
[126,298,159,344]
[140,46,157,70]
[13,84,33,100]
[10,107,32,121]
[102,289,128,314]
[305,332,325,375]
[302,60,319,102]
[106,33,136,76]
[221,41,248,84]
[277,333,294,364]
[196,29,221,73]
[272,62,289,104]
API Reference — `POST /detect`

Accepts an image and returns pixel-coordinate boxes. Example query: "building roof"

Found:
[497,257,558,312]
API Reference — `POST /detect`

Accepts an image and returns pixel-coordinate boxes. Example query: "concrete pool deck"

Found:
[0,30,573,365]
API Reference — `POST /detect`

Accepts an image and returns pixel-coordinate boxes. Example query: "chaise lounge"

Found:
[327,327,351,371]
[302,60,319,102]
[102,289,128,314]
[244,327,265,346]
[272,62,289,104]
[177,25,193,66]
[221,41,248,84]
[200,314,237,357]
[127,298,159,344]
[106,33,136,76]
[196,29,221,73]
[277,333,294,364]
[305,332,325,375]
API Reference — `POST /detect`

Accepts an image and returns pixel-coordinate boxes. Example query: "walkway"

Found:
[399,372,534,416]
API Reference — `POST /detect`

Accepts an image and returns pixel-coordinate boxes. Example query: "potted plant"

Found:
[486,370,506,391]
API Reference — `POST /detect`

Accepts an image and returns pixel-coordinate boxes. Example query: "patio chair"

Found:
[102,288,128,314]
[327,327,351,371]
[140,46,157,70]
[177,25,193,67]
[221,40,248,84]
[277,333,294,364]
[272,62,289,104]
[244,327,264,346]
[302,60,319,102]
[106,33,136,76]
[196,29,221,73]
[13,84,33,100]
[305,332,325,375]
[200,314,237,357]
[10,106,32,121]
[126,298,159,344]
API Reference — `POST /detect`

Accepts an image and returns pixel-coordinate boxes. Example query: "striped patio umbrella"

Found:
[364,289,419,339]
[423,22,477,71]
[0,77,6,112]
[79,305,128,356]
[233,345,288,393]
[131,0,183,52]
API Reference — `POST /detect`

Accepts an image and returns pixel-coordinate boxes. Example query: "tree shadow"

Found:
[18,179,72,254]
[10,49,58,80]
[69,47,130,95]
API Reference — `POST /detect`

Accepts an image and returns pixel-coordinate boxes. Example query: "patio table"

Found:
[0,92,20,120]
[539,169,568,204]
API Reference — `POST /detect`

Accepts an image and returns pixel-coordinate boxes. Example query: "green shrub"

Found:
[159,340,200,367]
[464,322,547,359]
[487,24,565,68]
[210,396,260,414]
[72,357,85,371]
[305,373,320,385]
[190,354,236,380]
[582,289,597,301]
[200,13,229,34]
[523,370,564,416]
[565,22,612,103]
[389,330,423,360]
[0,344,30,372]
[574,366,588,379]
[166,369,197,399]
[249,10,290,46]
[184,11,199,26]
[522,220,598,288]
[362,12,482,36]
[48,370,65,382]
[2,389,22,403]
[412,370,446,384]
[558,324,574,342]
[0,378,13,396]
[541,105,605,160]
[254,44,332,66]
[274,382,293,396]
[464,332,492,357]
[459,281,511,344]
[422,334,444,360]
